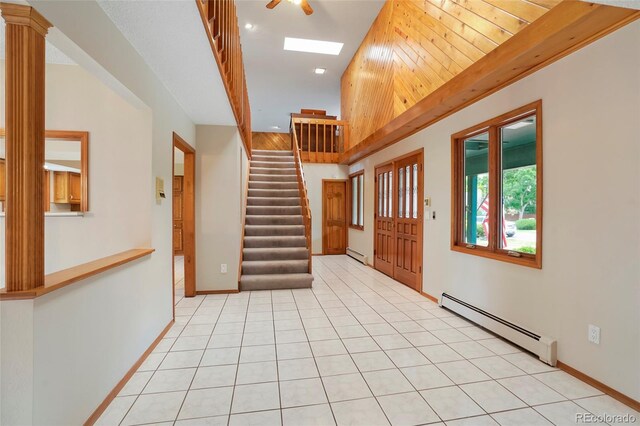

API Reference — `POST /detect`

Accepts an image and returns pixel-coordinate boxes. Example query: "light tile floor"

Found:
[98,255,639,426]
[175,255,185,302]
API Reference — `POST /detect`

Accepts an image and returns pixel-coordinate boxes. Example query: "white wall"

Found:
[348,22,640,400]
[1,2,200,423]
[302,163,349,254]
[196,125,248,291]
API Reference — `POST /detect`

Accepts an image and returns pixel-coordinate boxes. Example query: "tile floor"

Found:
[98,255,639,426]
[175,255,185,301]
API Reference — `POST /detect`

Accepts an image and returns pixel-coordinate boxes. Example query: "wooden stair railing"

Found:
[291,116,350,163]
[291,127,313,273]
[196,0,252,155]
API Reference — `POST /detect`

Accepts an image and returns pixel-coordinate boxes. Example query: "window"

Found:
[451,101,542,268]
[349,171,364,229]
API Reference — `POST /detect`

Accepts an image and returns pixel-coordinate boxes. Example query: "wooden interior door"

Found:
[322,180,347,255]
[374,164,394,276]
[393,154,423,291]
[173,176,184,254]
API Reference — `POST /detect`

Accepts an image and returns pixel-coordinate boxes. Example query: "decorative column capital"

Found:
[0,3,52,36]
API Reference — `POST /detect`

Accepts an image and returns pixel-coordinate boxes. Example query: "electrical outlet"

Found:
[588,324,600,344]
[221,264,228,274]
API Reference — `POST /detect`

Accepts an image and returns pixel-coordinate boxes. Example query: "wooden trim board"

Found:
[556,361,640,412]
[173,132,196,298]
[0,248,155,300]
[237,160,251,289]
[84,320,174,425]
[421,291,439,304]
[196,289,240,295]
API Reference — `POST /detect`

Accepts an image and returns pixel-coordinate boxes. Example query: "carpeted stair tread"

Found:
[246,205,302,216]
[250,167,297,175]
[247,197,301,206]
[250,161,295,169]
[251,155,294,163]
[240,273,314,291]
[248,189,300,198]
[243,247,309,261]
[252,150,293,156]
[245,215,303,225]
[245,225,305,236]
[249,174,298,182]
[242,259,309,275]
[249,181,299,190]
[244,235,307,248]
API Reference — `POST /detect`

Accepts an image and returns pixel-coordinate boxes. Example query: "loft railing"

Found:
[290,116,349,163]
[196,0,251,154]
[291,128,313,273]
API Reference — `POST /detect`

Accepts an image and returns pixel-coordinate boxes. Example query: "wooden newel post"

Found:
[1,3,51,292]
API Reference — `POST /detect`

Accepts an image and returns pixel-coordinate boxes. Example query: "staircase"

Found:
[240,149,313,291]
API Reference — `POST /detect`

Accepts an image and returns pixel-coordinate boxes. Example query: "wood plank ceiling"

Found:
[341,0,561,148]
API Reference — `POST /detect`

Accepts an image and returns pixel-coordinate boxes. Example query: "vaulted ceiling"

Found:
[236,0,384,132]
[341,0,563,147]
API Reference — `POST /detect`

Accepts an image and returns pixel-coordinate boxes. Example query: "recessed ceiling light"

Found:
[292,0,302,4]
[245,23,254,30]
[314,68,326,75]
[284,37,343,56]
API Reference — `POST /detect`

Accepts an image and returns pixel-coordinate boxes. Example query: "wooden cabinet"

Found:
[173,176,184,254]
[44,170,50,212]
[53,171,81,204]
[0,159,5,202]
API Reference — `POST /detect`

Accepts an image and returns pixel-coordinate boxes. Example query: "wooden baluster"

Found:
[323,123,327,163]
[307,121,311,161]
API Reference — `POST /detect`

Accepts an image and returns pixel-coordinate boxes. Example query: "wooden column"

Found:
[1,4,51,292]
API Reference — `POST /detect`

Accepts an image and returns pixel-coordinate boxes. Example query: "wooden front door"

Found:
[374,164,394,277]
[394,154,423,290]
[322,180,347,255]
[374,151,424,292]
[173,176,184,254]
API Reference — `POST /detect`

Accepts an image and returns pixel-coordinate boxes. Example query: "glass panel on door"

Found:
[405,165,410,218]
[398,167,404,218]
[378,173,382,217]
[413,164,418,219]
[383,172,388,217]
[388,171,393,218]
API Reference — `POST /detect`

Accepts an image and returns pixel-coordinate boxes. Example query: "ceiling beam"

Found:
[339,1,639,165]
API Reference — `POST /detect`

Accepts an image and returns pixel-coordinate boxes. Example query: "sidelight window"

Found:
[349,171,364,229]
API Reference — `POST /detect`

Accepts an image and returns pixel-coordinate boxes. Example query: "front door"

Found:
[322,180,347,255]
[394,154,422,290]
[374,151,423,292]
[374,164,394,277]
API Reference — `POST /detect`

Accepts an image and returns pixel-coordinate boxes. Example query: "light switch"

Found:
[156,177,165,202]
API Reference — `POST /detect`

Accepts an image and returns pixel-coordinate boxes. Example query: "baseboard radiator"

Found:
[440,293,557,366]
[346,248,368,265]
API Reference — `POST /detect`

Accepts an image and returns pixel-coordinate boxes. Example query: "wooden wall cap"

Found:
[0,3,52,36]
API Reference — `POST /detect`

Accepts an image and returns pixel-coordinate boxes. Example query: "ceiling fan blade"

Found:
[300,0,313,15]
[266,0,281,9]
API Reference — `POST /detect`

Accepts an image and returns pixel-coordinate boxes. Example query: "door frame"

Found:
[173,132,196,306]
[373,148,424,292]
[322,179,348,255]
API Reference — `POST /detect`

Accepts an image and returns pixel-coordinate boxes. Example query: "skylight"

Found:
[284,37,343,56]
